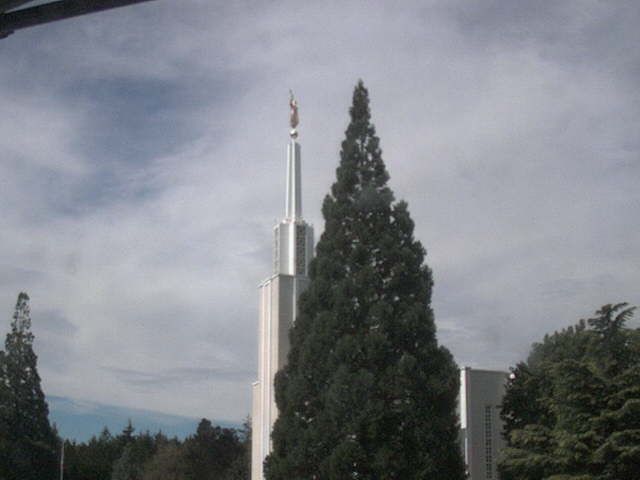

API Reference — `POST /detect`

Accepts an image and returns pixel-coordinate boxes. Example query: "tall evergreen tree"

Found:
[0,349,11,479]
[265,81,465,479]
[0,292,57,480]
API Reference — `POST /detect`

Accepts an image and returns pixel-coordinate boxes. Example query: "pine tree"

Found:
[111,428,158,480]
[183,418,244,480]
[119,419,136,446]
[0,292,57,480]
[222,416,251,480]
[111,444,142,480]
[0,349,11,479]
[265,81,465,479]
[142,443,188,480]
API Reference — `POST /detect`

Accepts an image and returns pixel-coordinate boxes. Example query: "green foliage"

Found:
[265,81,465,479]
[0,292,58,480]
[111,444,142,480]
[142,443,187,480]
[0,350,11,479]
[63,428,122,480]
[499,303,640,480]
[183,418,244,480]
[62,419,249,480]
[0,295,249,480]
[221,416,251,480]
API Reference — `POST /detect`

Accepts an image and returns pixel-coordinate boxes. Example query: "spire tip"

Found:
[289,90,299,139]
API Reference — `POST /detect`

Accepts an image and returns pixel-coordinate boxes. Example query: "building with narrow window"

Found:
[459,367,509,480]
[251,96,314,480]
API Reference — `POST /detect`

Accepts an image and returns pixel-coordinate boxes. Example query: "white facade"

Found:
[251,138,314,480]
[459,367,508,480]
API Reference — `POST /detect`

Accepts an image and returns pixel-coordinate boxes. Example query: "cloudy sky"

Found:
[1,0,638,423]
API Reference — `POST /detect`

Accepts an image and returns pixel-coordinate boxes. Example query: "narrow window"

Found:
[274,228,280,273]
[485,405,493,479]
[295,225,306,275]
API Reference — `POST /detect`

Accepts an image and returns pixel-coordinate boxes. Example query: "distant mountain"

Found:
[48,395,241,442]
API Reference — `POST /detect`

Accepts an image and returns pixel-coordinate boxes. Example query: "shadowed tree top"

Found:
[330,80,390,203]
[9,292,32,343]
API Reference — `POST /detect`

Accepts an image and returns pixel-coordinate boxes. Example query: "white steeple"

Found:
[285,90,302,220]
[251,93,314,480]
[285,140,302,220]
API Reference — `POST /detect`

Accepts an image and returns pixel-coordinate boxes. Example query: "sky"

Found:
[1,0,638,424]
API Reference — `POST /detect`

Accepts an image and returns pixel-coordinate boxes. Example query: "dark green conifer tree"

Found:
[265,81,465,480]
[111,444,142,480]
[0,349,11,479]
[141,443,188,480]
[0,292,58,480]
[183,418,244,480]
[222,416,251,480]
[111,426,159,480]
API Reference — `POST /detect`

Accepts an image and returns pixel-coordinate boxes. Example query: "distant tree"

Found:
[0,349,11,479]
[0,292,58,480]
[222,416,251,480]
[0,344,12,479]
[63,426,174,480]
[499,303,640,480]
[265,81,465,479]
[182,418,244,479]
[111,444,141,480]
[63,419,247,480]
[63,427,123,480]
[142,442,187,480]
[110,427,158,480]
[119,420,135,445]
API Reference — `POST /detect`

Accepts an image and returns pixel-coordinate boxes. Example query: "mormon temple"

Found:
[249,95,508,480]
[251,94,314,480]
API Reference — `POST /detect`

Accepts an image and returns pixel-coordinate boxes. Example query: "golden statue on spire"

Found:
[289,90,299,138]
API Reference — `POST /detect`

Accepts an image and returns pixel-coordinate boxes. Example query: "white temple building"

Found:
[249,97,509,480]
[251,95,314,480]
[459,367,509,480]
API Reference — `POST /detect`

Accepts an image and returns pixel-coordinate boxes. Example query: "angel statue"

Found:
[289,90,299,138]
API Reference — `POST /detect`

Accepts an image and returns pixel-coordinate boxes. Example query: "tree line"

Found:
[63,417,249,480]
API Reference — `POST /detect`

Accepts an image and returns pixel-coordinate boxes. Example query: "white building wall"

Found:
[251,138,313,480]
[251,381,262,478]
[460,368,508,480]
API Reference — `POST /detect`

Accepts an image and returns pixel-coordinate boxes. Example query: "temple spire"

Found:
[289,90,299,139]
[252,91,315,480]
[286,92,302,220]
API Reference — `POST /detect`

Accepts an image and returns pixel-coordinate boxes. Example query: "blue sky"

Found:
[47,395,204,441]
[1,0,639,423]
